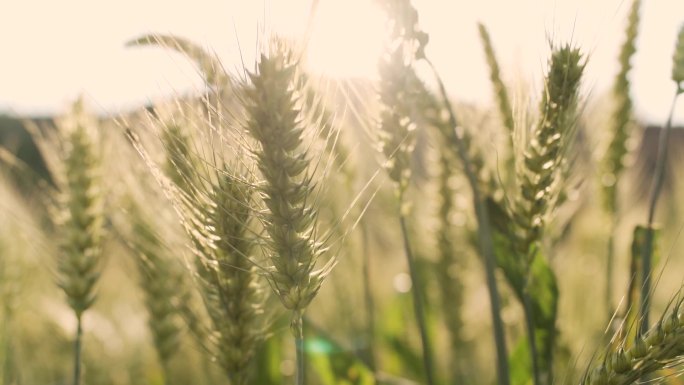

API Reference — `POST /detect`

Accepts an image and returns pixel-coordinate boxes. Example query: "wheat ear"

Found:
[242,43,335,385]
[127,204,185,383]
[375,5,437,382]
[192,169,265,385]
[478,22,515,182]
[54,100,104,385]
[510,45,583,385]
[581,289,684,385]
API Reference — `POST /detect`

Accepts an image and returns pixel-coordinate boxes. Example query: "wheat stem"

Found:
[73,315,83,385]
[399,212,436,385]
[426,58,510,385]
[295,314,305,385]
[639,90,681,335]
[360,222,377,371]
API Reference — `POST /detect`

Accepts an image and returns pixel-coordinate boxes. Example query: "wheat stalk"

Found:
[637,24,684,335]
[433,143,471,382]
[374,4,437,382]
[602,0,641,317]
[504,45,584,385]
[673,25,684,86]
[241,42,336,385]
[52,99,104,385]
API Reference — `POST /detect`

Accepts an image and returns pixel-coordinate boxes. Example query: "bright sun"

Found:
[304,0,387,79]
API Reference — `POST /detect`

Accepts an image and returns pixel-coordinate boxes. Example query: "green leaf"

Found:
[622,225,661,343]
[487,197,559,381]
[509,338,533,385]
[379,295,425,381]
[306,330,375,385]
[252,332,284,385]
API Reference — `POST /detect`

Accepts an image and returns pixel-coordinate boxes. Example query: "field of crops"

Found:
[1,1,684,384]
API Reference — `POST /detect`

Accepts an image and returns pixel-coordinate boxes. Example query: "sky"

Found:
[0,0,682,125]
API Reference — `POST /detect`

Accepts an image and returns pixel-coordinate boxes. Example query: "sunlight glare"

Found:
[305,0,386,79]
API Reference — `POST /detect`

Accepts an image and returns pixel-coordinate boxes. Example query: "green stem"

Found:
[521,287,541,385]
[2,310,15,385]
[426,59,510,385]
[606,216,617,320]
[360,222,377,371]
[73,315,83,385]
[639,90,681,336]
[294,313,305,385]
[398,211,436,385]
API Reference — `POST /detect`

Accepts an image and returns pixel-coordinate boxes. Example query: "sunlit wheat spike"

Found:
[673,24,684,87]
[299,74,356,184]
[126,33,228,87]
[505,44,583,385]
[138,97,267,383]
[376,0,429,58]
[602,0,641,214]
[514,44,584,259]
[160,122,200,195]
[377,47,421,196]
[127,204,184,378]
[581,289,684,385]
[186,168,265,385]
[243,43,334,321]
[56,100,104,319]
[478,22,515,136]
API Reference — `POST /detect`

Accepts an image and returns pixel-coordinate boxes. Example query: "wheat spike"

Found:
[602,0,641,214]
[672,24,684,86]
[243,44,333,320]
[127,204,185,381]
[56,101,104,319]
[581,290,684,385]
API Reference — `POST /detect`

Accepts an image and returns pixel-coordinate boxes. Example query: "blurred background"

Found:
[0,0,682,123]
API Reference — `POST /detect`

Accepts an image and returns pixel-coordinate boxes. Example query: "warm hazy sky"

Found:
[0,0,682,124]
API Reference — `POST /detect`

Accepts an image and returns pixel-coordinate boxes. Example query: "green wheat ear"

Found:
[603,0,641,214]
[160,123,199,194]
[56,99,104,319]
[51,99,105,385]
[478,23,515,136]
[514,45,584,259]
[127,204,185,380]
[581,287,684,385]
[505,44,583,385]
[377,47,419,198]
[673,24,684,88]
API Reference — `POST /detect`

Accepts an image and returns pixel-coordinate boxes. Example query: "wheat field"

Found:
[1,1,684,384]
